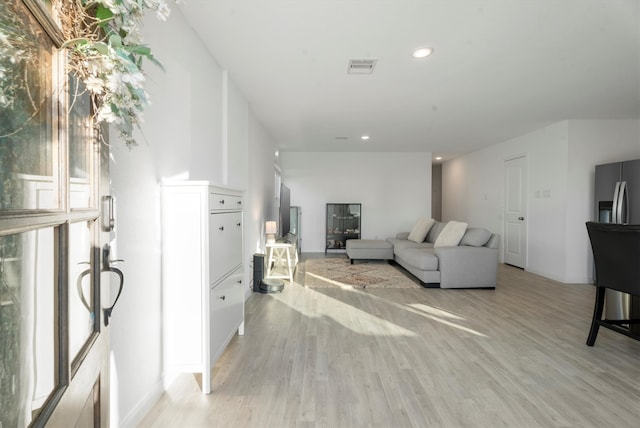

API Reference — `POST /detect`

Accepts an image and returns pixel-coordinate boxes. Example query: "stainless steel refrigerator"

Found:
[594,158,640,332]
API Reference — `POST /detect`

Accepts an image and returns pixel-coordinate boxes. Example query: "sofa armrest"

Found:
[485,233,500,249]
[396,232,410,240]
[435,246,498,288]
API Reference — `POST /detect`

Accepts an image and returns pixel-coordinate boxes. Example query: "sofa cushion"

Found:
[434,221,468,248]
[407,217,435,243]
[460,228,492,247]
[387,238,432,252]
[425,221,446,243]
[397,248,438,271]
[395,232,410,240]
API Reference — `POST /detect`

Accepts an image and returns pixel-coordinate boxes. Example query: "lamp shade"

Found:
[265,221,277,234]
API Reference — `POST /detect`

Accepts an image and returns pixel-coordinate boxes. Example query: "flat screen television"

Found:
[279,183,291,238]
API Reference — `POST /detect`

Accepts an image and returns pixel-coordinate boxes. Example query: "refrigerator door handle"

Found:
[612,181,621,224]
[617,181,628,224]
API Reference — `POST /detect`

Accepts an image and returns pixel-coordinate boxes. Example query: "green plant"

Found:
[58,0,173,147]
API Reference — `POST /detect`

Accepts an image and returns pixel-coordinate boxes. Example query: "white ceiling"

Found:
[178,0,640,160]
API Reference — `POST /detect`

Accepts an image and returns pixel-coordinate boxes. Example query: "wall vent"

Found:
[347,59,377,74]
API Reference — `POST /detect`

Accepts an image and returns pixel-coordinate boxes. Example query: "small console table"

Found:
[265,242,298,283]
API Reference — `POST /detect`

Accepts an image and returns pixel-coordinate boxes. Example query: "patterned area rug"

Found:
[304,258,421,289]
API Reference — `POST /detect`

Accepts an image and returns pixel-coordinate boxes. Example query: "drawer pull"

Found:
[237,201,242,205]
[236,222,241,227]
[219,199,225,205]
[219,226,224,231]
[237,280,242,284]
[219,295,226,301]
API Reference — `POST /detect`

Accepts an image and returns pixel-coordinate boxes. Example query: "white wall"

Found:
[443,119,639,284]
[224,72,249,190]
[108,8,276,427]
[281,152,432,252]
[246,113,278,290]
[109,137,162,428]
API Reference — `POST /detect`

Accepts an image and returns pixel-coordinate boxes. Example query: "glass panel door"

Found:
[1,1,110,426]
[0,228,56,427]
[0,0,58,211]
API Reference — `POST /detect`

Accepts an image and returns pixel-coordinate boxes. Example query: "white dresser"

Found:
[161,181,244,393]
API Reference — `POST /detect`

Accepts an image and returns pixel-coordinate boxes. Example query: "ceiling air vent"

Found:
[348,59,377,74]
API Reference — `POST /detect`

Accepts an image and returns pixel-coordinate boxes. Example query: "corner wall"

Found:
[442,119,639,284]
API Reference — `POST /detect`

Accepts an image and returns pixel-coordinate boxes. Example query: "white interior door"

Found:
[504,156,528,268]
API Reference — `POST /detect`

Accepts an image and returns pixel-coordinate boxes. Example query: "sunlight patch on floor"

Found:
[304,271,363,289]
[416,312,488,337]
[408,303,466,320]
[274,281,418,338]
[338,291,489,338]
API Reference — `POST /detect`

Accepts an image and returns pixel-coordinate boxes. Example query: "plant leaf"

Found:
[128,45,152,57]
[96,5,114,23]
[60,38,89,49]
[88,42,110,55]
[109,34,123,48]
[146,54,165,72]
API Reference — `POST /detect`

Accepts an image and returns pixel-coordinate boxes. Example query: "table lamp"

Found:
[265,221,277,244]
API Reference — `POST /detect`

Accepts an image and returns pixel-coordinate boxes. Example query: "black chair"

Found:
[585,222,640,346]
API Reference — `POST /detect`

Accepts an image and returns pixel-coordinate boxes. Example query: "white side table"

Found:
[265,242,297,283]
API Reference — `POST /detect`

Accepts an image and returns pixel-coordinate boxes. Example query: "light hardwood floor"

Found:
[139,256,640,428]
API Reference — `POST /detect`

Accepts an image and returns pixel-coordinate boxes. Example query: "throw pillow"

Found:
[407,217,435,243]
[460,228,492,247]
[434,221,468,248]
[426,221,446,243]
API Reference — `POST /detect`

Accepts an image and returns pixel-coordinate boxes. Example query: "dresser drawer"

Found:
[209,212,242,282]
[209,192,242,211]
[209,272,243,365]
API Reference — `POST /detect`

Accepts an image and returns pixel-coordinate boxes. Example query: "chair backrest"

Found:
[586,222,640,296]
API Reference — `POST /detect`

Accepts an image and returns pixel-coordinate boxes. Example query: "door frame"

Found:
[503,154,528,269]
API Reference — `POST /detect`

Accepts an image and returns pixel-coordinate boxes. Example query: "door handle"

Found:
[103,267,124,326]
[102,244,124,326]
[77,267,93,313]
[617,181,628,224]
[612,181,621,224]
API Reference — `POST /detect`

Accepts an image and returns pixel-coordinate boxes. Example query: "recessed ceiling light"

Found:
[361,135,370,141]
[412,47,433,58]
[435,156,442,160]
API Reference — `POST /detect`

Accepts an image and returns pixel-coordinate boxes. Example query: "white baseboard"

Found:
[524,267,591,285]
[115,379,164,428]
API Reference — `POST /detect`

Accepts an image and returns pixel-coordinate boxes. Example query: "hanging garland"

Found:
[55,0,173,147]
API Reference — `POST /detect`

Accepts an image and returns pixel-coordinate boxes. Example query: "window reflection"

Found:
[0,0,56,211]
[69,75,93,209]
[0,229,56,427]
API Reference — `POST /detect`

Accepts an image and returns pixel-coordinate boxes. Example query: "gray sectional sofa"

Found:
[386,221,499,289]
